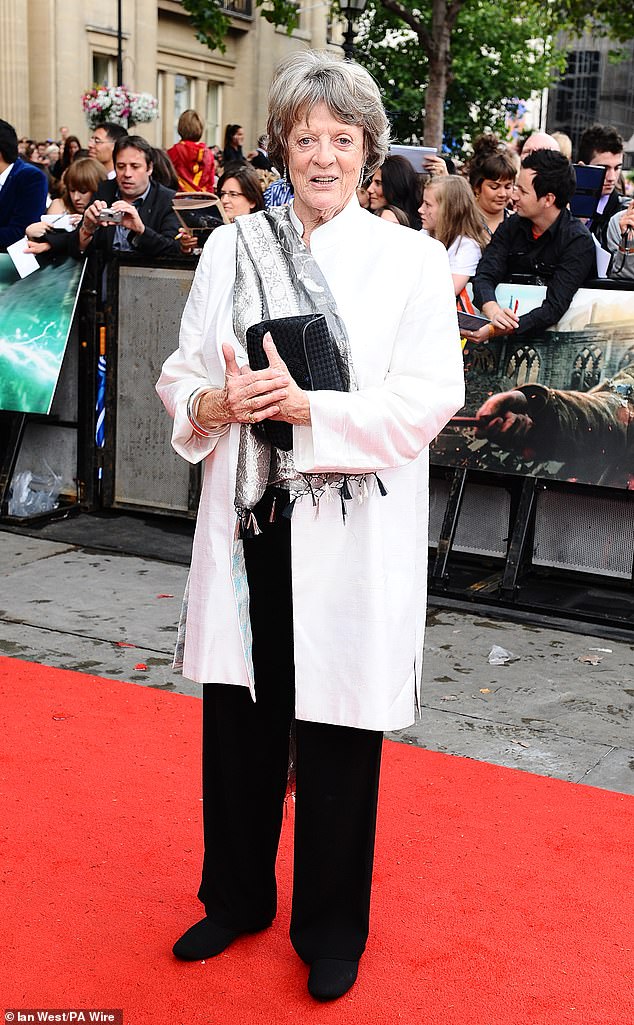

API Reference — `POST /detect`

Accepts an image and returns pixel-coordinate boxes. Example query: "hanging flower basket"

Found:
[82,86,158,131]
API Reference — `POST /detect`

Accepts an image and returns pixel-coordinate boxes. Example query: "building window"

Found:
[174,75,194,142]
[222,0,253,15]
[570,345,602,391]
[554,50,601,139]
[93,54,116,88]
[206,83,221,147]
[506,347,541,386]
[618,346,634,371]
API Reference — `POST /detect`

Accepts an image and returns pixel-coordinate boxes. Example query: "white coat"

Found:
[156,197,465,731]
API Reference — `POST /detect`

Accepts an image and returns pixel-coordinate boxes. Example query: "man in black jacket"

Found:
[470,150,596,341]
[577,123,627,251]
[74,135,181,259]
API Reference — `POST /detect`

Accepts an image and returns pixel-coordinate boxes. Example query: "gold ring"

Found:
[247,412,255,424]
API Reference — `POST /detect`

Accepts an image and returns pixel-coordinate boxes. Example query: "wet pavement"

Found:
[1,522,633,796]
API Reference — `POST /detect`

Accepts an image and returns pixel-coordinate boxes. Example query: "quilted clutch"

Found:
[246,313,348,451]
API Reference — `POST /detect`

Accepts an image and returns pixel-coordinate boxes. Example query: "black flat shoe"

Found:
[307,958,359,1001]
[172,917,242,961]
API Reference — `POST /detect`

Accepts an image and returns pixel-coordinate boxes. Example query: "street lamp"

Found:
[116,0,123,86]
[340,0,368,61]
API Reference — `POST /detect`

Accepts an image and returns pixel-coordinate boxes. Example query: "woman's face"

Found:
[69,188,92,214]
[367,169,385,211]
[68,140,80,159]
[219,177,255,222]
[232,128,244,148]
[287,102,365,225]
[475,177,514,216]
[419,185,439,232]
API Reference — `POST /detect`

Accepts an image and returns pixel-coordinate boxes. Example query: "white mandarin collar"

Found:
[289,193,364,250]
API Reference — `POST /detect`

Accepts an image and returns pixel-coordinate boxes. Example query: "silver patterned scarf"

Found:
[232,206,385,535]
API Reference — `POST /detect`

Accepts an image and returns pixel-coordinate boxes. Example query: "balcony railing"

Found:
[222,0,253,18]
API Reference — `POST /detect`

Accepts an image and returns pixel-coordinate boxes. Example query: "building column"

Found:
[27,0,56,139]
[0,0,30,132]
[134,0,159,144]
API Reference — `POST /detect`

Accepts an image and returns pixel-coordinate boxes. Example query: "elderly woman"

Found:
[156,51,464,1002]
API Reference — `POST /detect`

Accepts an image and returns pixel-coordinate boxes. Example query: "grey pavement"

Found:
[1,526,633,795]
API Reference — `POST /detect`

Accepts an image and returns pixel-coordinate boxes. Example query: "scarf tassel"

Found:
[374,473,388,497]
[236,510,263,539]
[339,489,348,523]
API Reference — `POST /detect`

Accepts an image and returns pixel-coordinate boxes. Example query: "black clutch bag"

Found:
[246,313,348,451]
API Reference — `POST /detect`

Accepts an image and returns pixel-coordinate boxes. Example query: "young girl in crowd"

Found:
[419,175,488,294]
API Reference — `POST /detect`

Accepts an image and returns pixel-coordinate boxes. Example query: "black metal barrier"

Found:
[428,278,633,634]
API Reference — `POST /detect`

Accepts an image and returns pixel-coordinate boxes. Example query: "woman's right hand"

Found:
[195,344,290,428]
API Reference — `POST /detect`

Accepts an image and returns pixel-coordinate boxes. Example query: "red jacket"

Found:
[167,140,215,193]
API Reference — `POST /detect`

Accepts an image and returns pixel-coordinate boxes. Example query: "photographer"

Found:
[74,134,181,260]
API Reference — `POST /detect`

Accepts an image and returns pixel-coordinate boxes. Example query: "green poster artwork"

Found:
[0,255,85,414]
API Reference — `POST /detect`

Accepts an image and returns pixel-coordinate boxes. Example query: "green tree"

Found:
[356,0,566,149]
[182,0,634,147]
[355,0,634,147]
[182,0,300,52]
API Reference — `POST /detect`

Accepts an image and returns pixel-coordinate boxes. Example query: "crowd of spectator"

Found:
[2,109,633,317]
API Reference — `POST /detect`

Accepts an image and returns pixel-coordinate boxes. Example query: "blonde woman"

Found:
[419,175,488,294]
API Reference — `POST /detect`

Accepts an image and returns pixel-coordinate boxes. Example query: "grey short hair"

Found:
[267,50,390,176]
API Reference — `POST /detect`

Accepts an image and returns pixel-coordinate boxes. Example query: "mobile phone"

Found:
[457,310,491,332]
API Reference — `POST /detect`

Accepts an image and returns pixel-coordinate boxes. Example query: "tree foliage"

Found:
[181,0,634,146]
[355,0,567,149]
[181,0,299,53]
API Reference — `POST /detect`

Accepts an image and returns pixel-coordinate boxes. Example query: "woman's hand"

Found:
[177,230,198,255]
[24,238,51,255]
[261,334,311,426]
[25,221,49,240]
[197,342,291,427]
[423,154,448,177]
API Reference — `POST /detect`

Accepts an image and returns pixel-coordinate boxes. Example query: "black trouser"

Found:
[198,489,383,962]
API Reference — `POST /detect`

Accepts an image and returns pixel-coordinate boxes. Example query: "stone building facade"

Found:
[0,0,339,149]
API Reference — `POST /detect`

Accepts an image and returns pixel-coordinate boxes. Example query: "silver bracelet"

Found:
[186,389,212,438]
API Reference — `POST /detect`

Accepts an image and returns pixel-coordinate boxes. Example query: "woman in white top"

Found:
[157,51,463,1003]
[419,174,489,294]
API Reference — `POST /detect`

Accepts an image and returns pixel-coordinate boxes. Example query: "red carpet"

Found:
[0,656,632,1025]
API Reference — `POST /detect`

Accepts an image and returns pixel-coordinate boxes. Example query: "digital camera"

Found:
[98,208,124,224]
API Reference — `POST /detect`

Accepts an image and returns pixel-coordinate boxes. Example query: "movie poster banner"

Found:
[431,283,634,490]
[0,255,85,415]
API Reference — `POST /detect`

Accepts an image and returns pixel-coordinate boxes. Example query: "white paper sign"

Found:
[6,236,40,278]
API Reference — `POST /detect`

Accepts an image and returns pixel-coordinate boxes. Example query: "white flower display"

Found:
[82,87,158,130]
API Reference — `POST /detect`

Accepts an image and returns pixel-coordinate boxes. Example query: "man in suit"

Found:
[577,123,628,251]
[75,134,181,259]
[0,119,48,251]
[249,134,273,172]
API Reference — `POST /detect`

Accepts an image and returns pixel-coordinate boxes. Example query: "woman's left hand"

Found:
[261,333,311,426]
